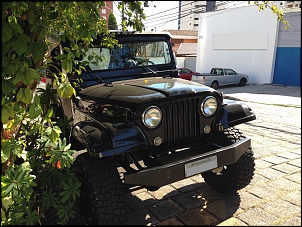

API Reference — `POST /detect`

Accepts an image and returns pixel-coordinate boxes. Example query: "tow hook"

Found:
[212,166,224,174]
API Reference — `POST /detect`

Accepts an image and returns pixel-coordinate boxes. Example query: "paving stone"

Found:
[177,208,218,225]
[274,216,302,226]
[284,172,301,184]
[147,185,180,200]
[276,152,301,160]
[271,162,301,174]
[155,217,184,226]
[254,159,273,169]
[195,186,225,203]
[288,158,301,168]
[148,199,184,221]
[123,208,159,225]
[204,200,241,221]
[282,190,301,206]
[237,207,278,226]
[248,173,270,186]
[233,191,263,210]
[260,199,301,219]
[266,178,300,191]
[257,167,287,180]
[171,191,206,210]
[126,191,157,211]
[246,185,280,201]
[171,178,203,193]
[217,217,248,226]
[263,155,288,164]
[290,148,302,155]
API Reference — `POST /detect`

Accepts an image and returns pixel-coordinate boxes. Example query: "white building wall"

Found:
[196,5,280,84]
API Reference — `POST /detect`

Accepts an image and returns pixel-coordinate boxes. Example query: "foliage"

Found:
[108,12,118,30]
[118,1,148,31]
[1,1,288,225]
[1,1,145,225]
[250,1,290,29]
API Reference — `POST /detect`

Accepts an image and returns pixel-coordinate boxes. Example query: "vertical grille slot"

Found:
[163,97,201,146]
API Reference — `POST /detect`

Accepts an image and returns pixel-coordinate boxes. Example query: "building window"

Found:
[194,17,199,20]
[101,9,106,14]
[194,24,199,26]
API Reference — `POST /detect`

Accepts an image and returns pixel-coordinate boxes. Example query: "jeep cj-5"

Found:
[50,31,256,225]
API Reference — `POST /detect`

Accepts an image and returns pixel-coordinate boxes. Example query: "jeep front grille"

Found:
[162,97,202,146]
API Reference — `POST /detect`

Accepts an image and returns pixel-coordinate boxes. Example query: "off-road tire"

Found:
[201,127,255,193]
[72,153,127,225]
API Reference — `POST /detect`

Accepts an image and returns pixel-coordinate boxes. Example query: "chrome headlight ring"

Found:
[201,96,218,117]
[142,106,162,128]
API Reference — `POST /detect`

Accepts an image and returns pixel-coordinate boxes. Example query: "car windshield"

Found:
[81,41,172,71]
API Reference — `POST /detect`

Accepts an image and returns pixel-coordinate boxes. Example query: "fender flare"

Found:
[71,121,148,157]
[217,99,256,129]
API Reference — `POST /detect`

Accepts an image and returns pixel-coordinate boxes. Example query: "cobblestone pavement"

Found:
[69,84,301,226]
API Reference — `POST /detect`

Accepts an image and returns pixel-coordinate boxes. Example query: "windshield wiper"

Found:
[130,57,158,77]
[85,67,105,84]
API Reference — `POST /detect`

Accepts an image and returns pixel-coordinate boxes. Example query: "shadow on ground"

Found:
[67,181,241,226]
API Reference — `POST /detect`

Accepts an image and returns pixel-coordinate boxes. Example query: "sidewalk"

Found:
[217,83,301,107]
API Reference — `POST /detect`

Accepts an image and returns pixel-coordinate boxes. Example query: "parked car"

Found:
[191,67,249,89]
[177,67,200,80]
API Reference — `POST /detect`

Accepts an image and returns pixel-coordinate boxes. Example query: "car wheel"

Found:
[239,78,247,86]
[211,81,219,89]
[73,153,127,225]
[201,127,255,194]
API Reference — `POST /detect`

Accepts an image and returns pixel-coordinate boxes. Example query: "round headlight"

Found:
[201,96,218,117]
[142,106,162,128]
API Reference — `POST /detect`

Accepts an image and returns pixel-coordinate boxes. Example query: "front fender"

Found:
[71,121,148,157]
[218,99,256,128]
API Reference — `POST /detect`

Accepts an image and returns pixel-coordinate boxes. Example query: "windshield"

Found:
[81,41,172,71]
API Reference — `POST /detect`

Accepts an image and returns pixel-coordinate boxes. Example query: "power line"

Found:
[146,1,248,30]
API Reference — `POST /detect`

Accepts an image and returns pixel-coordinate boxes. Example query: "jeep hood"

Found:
[78,77,215,105]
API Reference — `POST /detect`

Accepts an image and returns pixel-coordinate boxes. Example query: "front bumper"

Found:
[124,138,251,187]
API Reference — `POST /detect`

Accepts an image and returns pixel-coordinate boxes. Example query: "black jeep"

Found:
[56,31,256,224]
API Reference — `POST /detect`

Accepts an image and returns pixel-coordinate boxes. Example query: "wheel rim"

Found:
[240,78,246,86]
[211,82,218,89]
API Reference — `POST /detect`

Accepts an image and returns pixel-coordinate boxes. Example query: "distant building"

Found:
[178,1,301,31]
[100,1,113,29]
[163,29,198,56]
[283,1,301,9]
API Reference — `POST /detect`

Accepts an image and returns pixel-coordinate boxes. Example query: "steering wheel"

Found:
[137,60,155,66]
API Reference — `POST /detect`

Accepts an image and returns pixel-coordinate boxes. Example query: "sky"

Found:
[113,1,180,32]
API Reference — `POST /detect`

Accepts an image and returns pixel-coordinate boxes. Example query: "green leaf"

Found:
[1,141,12,163]
[32,46,44,63]
[29,103,42,119]
[6,61,19,76]
[39,27,48,40]
[9,21,23,35]
[1,104,14,124]
[16,88,33,104]
[2,22,13,43]
[25,68,39,83]
[12,36,28,56]
[61,59,72,73]
[1,79,14,96]
[2,56,10,67]
[45,126,61,143]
